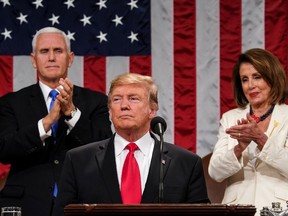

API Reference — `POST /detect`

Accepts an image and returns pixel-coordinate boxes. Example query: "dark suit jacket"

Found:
[0,83,112,216]
[52,133,210,216]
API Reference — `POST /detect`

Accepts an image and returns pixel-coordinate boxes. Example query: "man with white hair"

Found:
[0,27,112,216]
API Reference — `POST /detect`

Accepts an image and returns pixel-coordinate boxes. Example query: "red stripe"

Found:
[265,0,288,72]
[0,56,13,96]
[220,0,242,115]
[0,56,13,176]
[174,0,196,153]
[83,56,106,94]
[129,56,152,76]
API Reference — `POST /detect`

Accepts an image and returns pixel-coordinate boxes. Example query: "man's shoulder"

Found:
[0,84,39,100]
[74,85,107,99]
[68,137,111,155]
[163,142,200,160]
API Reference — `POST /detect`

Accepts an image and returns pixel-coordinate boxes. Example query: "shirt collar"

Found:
[39,81,54,102]
[114,132,154,156]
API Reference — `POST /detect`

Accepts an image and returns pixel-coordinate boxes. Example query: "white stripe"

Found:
[13,56,36,91]
[105,56,130,133]
[13,56,83,91]
[151,0,174,144]
[106,57,130,95]
[69,56,84,87]
[196,0,220,157]
[242,0,265,51]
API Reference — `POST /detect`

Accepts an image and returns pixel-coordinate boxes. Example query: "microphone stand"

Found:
[150,116,167,203]
[159,132,164,203]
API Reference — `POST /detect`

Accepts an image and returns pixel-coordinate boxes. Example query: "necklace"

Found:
[249,104,275,123]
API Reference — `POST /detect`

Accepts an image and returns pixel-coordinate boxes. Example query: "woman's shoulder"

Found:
[276,103,288,111]
[222,106,248,118]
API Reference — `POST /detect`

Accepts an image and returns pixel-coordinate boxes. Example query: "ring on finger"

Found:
[238,133,241,138]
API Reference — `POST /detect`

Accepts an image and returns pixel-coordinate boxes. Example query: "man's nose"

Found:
[120,99,130,110]
[48,51,55,61]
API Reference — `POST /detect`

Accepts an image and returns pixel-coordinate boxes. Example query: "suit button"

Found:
[54,160,59,165]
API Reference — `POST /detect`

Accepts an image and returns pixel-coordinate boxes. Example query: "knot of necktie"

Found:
[49,89,59,111]
[125,142,138,153]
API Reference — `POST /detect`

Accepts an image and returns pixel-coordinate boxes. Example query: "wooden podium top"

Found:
[64,203,256,215]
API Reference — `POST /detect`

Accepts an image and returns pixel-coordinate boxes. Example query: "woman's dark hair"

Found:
[232,48,286,108]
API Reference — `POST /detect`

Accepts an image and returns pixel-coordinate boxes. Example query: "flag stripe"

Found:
[106,57,130,94]
[196,0,220,156]
[151,0,174,143]
[242,0,264,50]
[14,56,36,92]
[84,56,106,93]
[129,56,152,76]
[220,0,242,115]
[68,56,83,87]
[1,0,288,161]
[265,0,288,70]
[174,0,196,152]
[0,56,13,96]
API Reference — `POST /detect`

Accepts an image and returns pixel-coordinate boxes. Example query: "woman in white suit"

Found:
[208,48,288,215]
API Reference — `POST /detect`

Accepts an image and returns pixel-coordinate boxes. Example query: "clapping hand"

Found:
[56,77,76,116]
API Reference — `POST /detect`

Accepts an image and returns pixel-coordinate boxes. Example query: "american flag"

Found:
[0,0,151,56]
[0,0,288,177]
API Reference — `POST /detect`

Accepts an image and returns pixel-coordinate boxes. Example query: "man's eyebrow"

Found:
[39,47,63,51]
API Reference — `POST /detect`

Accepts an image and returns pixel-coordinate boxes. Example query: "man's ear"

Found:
[149,107,157,119]
[30,53,37,68]
[68,52,75,68]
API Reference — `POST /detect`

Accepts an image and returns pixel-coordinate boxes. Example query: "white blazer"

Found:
[208,103,288,215]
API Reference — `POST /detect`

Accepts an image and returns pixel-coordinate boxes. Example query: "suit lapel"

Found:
[56,86,80,143]
[254,104,285,167]
[142,135,171,203]
[28,83,48,120]
[95,136,122,203]
[266,104,286,137]
[71,86,80,107]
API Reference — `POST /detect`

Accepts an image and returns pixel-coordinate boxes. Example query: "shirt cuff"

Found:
[65,108,81,130]
[38,119,51,142]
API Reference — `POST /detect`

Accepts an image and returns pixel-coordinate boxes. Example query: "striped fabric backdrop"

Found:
[0,0,288,174]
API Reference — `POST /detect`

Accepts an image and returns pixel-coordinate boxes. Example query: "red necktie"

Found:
[121,143,142,204]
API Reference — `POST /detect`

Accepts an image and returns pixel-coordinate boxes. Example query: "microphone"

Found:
[150,116,167,203]
[150,116,167,136]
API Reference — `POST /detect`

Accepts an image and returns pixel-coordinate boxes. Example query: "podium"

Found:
[64,204,256,215]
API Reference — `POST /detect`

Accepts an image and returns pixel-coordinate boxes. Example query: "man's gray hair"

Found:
[31,27,71,52]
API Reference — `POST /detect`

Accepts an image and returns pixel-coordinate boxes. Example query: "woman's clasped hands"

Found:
[226,113,268,154]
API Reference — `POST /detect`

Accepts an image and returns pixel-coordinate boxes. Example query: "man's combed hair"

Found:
[31,26,71,52]
[108,73,159,110]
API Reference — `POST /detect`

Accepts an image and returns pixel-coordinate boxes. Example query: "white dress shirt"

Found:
[115,132,155,193]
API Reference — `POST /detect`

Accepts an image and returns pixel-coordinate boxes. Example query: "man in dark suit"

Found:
[0,27,112,216]
[52,73,210,216]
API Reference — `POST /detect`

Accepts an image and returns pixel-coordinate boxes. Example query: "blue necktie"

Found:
[49,90,59,198]
[49,90,59,140]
